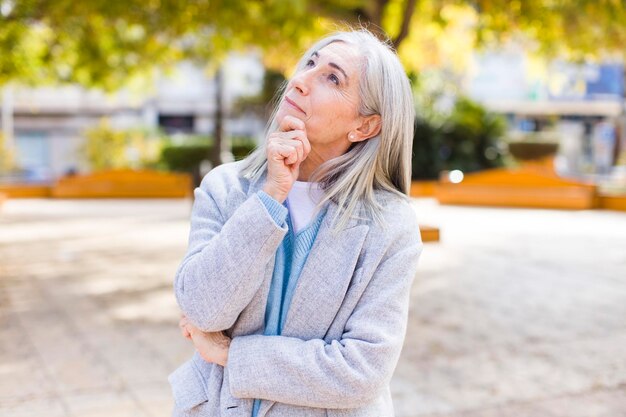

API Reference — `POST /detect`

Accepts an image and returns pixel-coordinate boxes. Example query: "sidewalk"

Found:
[1,198,625,416]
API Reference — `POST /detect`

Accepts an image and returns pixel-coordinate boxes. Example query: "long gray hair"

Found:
[240,29,415,233]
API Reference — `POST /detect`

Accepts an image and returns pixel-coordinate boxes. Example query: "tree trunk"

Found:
[210,66,224,168]
[1,84,14,155]
[365,0,387,39]
[392,0,418,50]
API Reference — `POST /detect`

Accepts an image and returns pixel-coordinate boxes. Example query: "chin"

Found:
[274,108,288,122]
[276,105,305,123]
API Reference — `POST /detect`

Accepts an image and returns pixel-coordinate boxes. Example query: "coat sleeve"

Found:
[225,212,423,408]
[174,171,289,332]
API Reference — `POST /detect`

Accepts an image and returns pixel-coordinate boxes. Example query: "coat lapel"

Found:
[235,167,369,417]
[245,167,369,340]
[280,201,369,339]
[246,168,370,417]
[258,203,369,417]
[257,203,369,417]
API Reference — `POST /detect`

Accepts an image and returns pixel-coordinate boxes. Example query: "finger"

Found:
[268,142,298,165]
[289,130,310,159]
[284,146,299,165]
[272,130,305,141]
[180,326,192,339]
[278,137,303,164]
[278,115,305,132]
[274,130,310,159]
[184,324,197,337]
[271,132,306,163]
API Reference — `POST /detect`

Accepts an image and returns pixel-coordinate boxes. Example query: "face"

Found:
[275,41,363,155]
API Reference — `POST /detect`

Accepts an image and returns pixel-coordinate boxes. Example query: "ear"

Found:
[349,114,382,143]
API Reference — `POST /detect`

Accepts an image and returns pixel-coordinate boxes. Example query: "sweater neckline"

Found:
[284,200,328,256]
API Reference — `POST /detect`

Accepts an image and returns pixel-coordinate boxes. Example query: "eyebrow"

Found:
[311,51,349,83]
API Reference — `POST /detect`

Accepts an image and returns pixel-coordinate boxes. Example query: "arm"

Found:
[174,171,289,333]
[178,113,309,333]
[225,224,423,408]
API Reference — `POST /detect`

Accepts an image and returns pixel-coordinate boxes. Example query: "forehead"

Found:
[314,42,362,77]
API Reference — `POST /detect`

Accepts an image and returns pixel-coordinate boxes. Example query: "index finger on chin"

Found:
[278,115,305,132]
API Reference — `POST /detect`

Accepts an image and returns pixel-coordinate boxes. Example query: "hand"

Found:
[179,315,231,367]
[179,314,192,340]
[263,115,311,203]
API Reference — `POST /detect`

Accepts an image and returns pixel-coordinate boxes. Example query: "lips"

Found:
[284,97,306,115]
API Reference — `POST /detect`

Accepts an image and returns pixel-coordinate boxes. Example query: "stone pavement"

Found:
[0,198,625,417]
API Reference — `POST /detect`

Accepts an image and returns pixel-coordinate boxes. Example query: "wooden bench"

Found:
[51,169,192,198]
[435,159,597,210]
[0,184,52,198]
[598,194,626,211]
[419,225,440,242]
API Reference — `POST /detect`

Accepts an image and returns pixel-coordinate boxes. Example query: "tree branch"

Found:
[372,0,388,28]
[392,0,418,50]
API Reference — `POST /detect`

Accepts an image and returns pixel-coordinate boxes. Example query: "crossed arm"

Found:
[180,236,422,408]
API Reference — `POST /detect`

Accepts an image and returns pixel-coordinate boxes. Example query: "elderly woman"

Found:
[169,29,423,417]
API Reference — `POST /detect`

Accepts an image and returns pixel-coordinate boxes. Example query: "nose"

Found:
[290,71,310,96]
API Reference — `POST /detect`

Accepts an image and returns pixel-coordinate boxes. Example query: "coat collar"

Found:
[246,165,364,230]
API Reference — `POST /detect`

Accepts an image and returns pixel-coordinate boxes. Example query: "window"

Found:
[15,131,51,181]
[158,115,195,134]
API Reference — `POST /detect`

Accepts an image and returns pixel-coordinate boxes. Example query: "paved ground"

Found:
[0,197,625,417]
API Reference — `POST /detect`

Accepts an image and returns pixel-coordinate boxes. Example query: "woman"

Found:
[169,29,423,417]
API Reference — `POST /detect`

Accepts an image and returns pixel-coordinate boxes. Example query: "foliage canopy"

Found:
[2,0,625,88]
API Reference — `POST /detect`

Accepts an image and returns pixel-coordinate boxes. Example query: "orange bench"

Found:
[51,169,192,198]
[434,159,597,210]
[0,184,52,198]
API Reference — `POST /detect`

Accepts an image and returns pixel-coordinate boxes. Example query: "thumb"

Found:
[184,323,199,337]
[290,158,302,176]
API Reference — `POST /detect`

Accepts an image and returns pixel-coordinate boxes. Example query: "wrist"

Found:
[219,340,231,367]
[262,184,288,204]
[222,346,229,367]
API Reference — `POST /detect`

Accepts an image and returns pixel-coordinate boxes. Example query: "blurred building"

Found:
[0,54,266,182]
[466,47,626,180]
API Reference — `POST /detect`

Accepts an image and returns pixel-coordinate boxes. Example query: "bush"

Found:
[160,144,210,172]
[412,118,443,180]
[79,119,165,171]
[0,132,17,174]
[231,138,256,161]
[412,97,506,180]
[159,138,256,186]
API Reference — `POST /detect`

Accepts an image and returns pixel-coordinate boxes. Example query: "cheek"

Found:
[303,89,360,142]
[305,113,351,143]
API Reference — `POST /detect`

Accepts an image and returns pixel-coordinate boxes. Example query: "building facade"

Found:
[1,54,266,182]
[465,47,626,179]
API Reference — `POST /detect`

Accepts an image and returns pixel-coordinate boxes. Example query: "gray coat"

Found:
[169,160,423,417]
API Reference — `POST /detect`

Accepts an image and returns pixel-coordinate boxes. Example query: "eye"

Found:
[305,59,315,67]
[329,73,340,85]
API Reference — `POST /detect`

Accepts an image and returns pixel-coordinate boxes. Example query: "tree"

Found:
[2,0,625,167]
[1,0,331,166]
[5,1,624,87]
[313,1,626,63]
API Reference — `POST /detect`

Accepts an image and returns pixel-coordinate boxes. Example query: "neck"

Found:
[297,141,351,181]
[297,158,320,181]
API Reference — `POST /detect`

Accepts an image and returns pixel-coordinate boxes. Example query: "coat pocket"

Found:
[168,358,209,411]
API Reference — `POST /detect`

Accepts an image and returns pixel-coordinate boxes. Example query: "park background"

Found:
[1,1,626,416]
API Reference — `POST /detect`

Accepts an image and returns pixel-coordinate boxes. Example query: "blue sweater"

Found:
[251,190,328,417]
